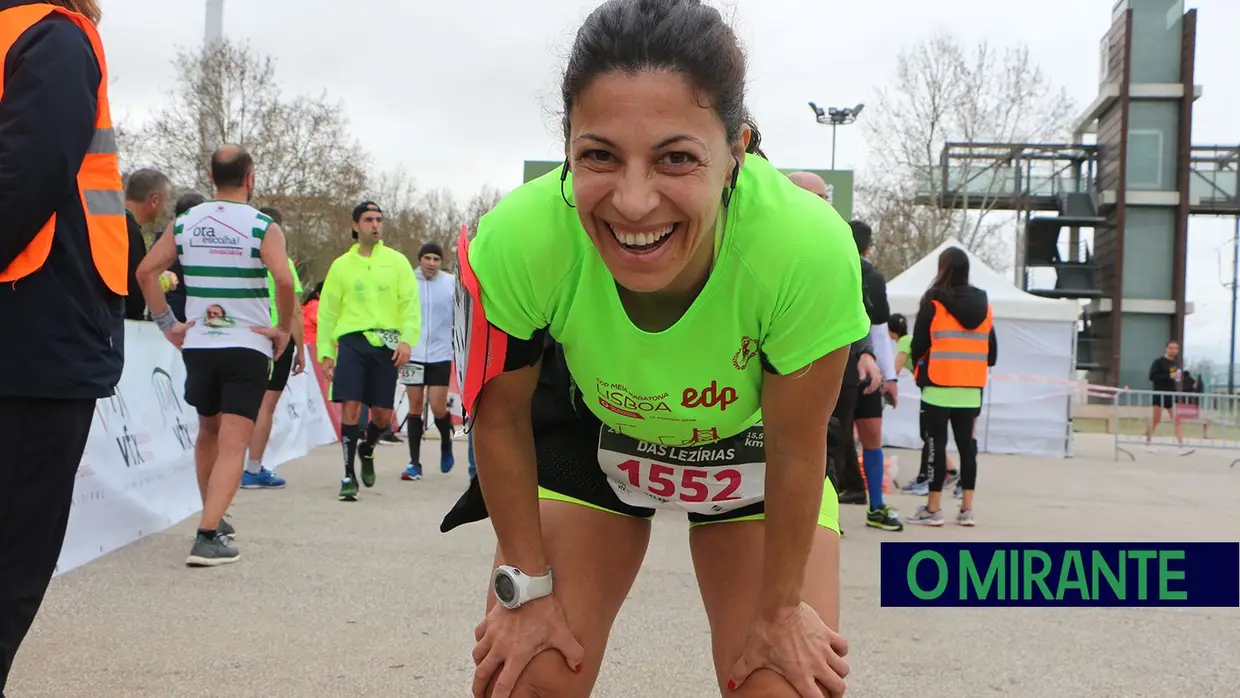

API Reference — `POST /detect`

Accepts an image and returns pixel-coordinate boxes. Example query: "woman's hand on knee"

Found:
[726,601,850,697]
[472,595,584,698]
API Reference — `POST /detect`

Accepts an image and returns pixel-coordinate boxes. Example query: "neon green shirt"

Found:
[268,259,303,325]
[316,242,420,360]
[896,334,912,373]
[467,155,869,446]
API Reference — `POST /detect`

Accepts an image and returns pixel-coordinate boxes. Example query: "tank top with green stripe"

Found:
[174,201,275,357]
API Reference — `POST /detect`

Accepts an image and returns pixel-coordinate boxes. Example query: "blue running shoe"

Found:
[240,468,286,489]
[402,463,423,481]
[440,452,455,474]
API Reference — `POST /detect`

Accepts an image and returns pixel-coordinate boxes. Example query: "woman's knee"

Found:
[726,668,811,698]
[485,648,596,698]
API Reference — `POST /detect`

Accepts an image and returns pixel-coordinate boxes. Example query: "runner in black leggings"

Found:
[905,247,996,527]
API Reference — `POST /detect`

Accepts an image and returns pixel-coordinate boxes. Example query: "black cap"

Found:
[418,241,444,259]
[352,200,382,222]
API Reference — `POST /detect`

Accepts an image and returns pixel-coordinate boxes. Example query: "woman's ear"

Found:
[731,122,753,167]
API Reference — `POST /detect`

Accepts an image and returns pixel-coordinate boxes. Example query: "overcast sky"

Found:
[97,0,1240,369]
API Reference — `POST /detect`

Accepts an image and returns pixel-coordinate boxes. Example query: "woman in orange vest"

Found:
[0,0,123,691]
[906,247,997,527]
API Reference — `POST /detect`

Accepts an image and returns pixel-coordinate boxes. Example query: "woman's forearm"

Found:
[757,441,824,618]
[475,420,548,574]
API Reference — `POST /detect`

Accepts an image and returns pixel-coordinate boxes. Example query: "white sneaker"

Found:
[1178,447,1195,456]
[905,506,944,527]
[956,509,976,527]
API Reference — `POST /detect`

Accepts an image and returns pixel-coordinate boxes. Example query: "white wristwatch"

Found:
[492,565,554,610]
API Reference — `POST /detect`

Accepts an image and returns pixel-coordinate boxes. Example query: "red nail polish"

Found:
[727,679,736,691]
[574,662,582,673]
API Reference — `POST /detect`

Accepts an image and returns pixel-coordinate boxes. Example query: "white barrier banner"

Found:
[55,321,337,577]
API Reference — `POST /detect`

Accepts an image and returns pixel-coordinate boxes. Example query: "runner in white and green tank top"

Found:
[137,144,296,570]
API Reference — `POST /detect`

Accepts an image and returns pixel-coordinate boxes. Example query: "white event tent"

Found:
[881,240,1081,458]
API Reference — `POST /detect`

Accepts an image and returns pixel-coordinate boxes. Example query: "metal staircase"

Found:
[1024,192,1104,301]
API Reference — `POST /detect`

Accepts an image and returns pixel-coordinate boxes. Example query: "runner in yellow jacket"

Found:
[316,201,419,501]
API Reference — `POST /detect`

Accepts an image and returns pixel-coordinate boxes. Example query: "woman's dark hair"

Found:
[174,192,207,217]
[921,246,971,307]
[561,0,763,155]
[303,281,323,305]
[888,313,908,338]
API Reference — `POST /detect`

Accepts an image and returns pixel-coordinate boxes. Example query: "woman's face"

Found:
[567,70,744,293]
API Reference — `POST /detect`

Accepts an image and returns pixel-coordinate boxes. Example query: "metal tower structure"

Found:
[913,0,1239,389]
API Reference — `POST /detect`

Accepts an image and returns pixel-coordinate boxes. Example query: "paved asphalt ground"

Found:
[8,434,1240,697]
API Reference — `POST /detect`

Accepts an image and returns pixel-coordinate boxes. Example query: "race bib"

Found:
[597,424,767,515]
[376,329,402,350]
[398,362,425,386]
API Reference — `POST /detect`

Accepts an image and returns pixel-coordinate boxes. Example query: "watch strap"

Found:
[524,566,553,601]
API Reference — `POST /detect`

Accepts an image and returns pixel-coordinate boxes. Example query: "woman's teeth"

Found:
[609,224,675,248]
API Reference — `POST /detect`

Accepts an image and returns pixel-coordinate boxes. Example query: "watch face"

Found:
[494,572,516,603]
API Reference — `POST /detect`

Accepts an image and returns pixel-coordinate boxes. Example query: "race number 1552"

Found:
[615,459,743,503]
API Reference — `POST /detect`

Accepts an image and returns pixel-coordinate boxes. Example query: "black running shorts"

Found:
[853,383,885,420]
[441,339,841,533]
[400,360,452,387]
[332,332,398,409]
[182,347,271,421]
[267,342,295,392]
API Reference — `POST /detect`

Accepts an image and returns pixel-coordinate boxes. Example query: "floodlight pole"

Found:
[1229,215,1239,396]
[831,123,838,170]
[811,103,863,171]
[205,0,224,47]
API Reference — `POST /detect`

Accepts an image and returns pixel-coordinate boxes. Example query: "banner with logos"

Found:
[55,321,338,577]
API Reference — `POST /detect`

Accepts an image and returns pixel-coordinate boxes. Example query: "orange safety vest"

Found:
[0,4,126,294]
[920,300,992,388]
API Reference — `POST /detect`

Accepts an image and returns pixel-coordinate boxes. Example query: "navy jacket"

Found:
[0,0,124,399]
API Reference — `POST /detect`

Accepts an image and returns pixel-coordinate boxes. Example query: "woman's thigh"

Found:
[948,408,978,453]
[689,519,841,697]
[484,498,651,698]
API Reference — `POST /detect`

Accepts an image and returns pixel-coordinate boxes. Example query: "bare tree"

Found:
[861,31,1076,278]
[364,168,435,258]
[358,171,504,273]
[462,186,506,236]
[126,40,369,284]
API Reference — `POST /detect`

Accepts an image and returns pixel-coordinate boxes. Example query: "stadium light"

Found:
[809,102,865,169]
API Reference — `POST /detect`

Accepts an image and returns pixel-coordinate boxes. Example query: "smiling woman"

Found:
[439,1,869,697]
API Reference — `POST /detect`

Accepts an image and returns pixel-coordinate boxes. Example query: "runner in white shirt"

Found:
[401,242,456,480]
[137,144,295,567]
